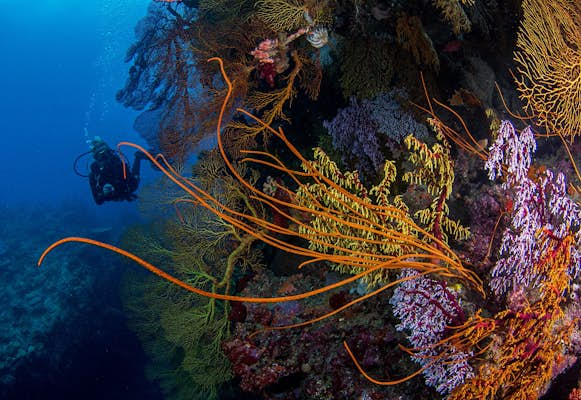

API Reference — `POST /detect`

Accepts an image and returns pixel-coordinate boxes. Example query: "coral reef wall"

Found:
[38,0,581,399]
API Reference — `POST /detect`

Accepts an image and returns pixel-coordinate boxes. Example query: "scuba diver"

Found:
[74,137,149,205]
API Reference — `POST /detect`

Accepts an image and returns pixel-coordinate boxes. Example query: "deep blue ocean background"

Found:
[0,1,166,398]
[0,0,154,209]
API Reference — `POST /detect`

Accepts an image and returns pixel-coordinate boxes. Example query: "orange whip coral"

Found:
[38,63,485,377]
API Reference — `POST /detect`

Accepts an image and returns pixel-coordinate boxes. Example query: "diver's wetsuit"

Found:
[89,146,142,205]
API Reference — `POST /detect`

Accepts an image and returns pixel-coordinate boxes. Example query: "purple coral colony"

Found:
[40,0,581,399]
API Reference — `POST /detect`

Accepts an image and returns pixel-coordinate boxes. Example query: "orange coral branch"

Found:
[343,340,437,385]
[38,237,382,303]
[38,57,484,315]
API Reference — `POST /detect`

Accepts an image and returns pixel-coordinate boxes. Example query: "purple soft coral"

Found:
[485,120,581,296]
[390,269,473,395]
[323,91,428,177]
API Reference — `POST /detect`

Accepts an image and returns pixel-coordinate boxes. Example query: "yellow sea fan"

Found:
[255,0,309,32]
[514,0,581,139]
[432,0,472,34]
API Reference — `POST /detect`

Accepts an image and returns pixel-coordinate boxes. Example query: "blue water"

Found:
[0,0,153,209]
[0,1,166,398]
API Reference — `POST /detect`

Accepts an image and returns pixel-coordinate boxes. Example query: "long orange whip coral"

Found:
[38,57,482,305]
[40,237,387,303]
[37,57,490,390]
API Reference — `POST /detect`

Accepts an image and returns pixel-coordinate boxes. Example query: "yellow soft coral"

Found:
[403,127,470,243]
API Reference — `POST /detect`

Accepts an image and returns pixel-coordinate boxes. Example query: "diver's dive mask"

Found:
[90,136,111,161]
